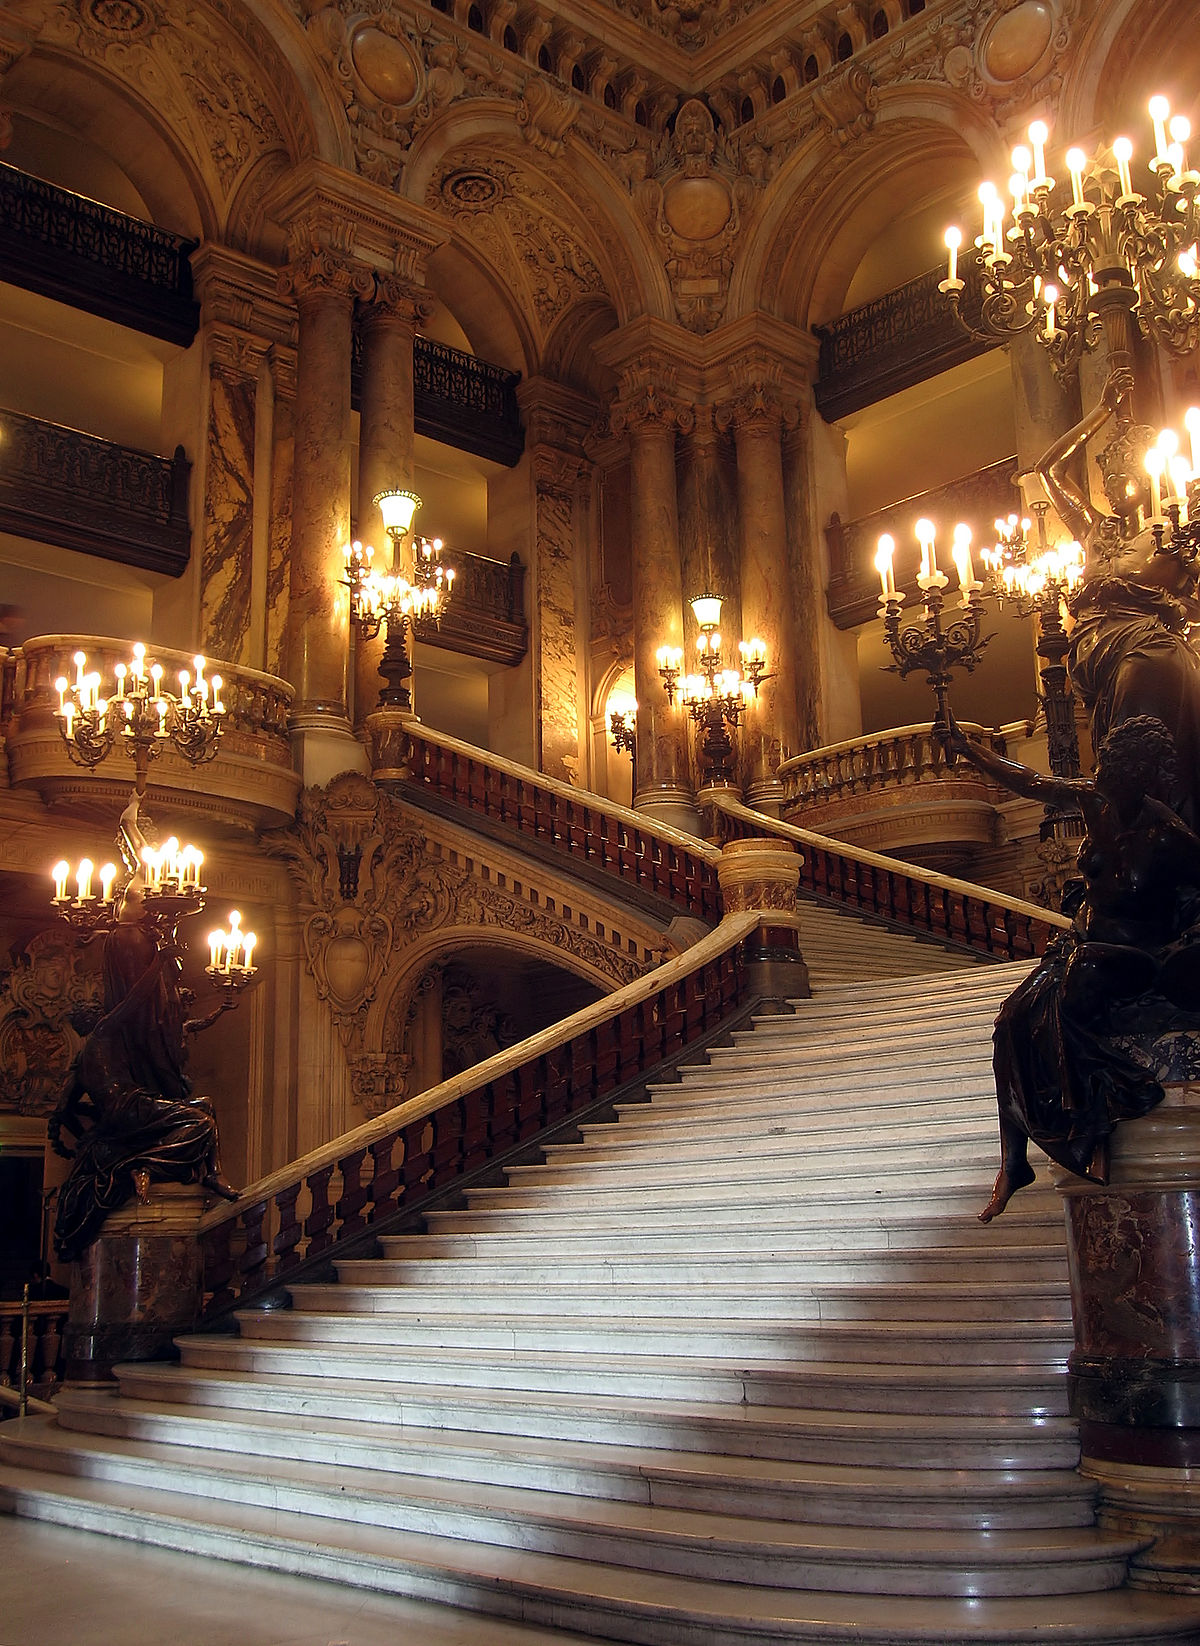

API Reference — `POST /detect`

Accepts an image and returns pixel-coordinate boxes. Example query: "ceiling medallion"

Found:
[350,27,421,109]
[82,0,155,38]
[442,169,504,209]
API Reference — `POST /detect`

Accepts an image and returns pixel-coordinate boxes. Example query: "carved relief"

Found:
[430,155,607,335]
[0,929,102,1117]
[811,61,878,147]
[268,772,645,1110]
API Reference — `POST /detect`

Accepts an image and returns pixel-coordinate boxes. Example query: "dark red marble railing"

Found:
[399,726,723,923]
[198,915,756,1319]
[709,792,1069,961]
[0,1299,68,1405]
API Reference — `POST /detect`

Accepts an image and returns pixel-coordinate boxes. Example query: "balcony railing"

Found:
[0,408,191,577]
[0,160,199,344]
[4,636,299,827]
[780,722,1010,810]
[198,913,757,1318]
[414,548,527,665]
[393,723,723,923]
[814,260,992,422]
[825,456,1020,628]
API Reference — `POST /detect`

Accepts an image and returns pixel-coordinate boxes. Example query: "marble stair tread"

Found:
[51,1390,1095,1527]
[499,1140,1006,1187]
[0,1423,1140,1597]
[7,1466,1197,1646]
[602,1093,1002,1136]
[446,1174,1019,1217]
[418,1200,1062,1237]
[112,1363,1081,1462]
[296,1280,1072,1326]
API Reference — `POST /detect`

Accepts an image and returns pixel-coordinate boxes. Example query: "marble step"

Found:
[231,1306,1069,1367]
[8,1465,1197,1646]
[176,1337,1072,1418]
[575,1110,1000,1159]
[637,1070,997,1114]
[601,1087,1002,1137]
[115,1363,1081,1467]
[294,1278,1073,1326]
[0,1422,1138,1598]
[51,1387,1096,1529]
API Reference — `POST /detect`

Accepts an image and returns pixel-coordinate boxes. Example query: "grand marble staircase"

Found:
[4,908,1200,1643]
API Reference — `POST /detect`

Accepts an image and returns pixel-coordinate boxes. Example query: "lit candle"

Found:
[1028,120,1049,190]
[73,651,86,691]
[114,663,126,700]
[208,931,222,970]
[943,226,962,286]
[1009,168,1026,217]
[55,676,67,714]
[151,664,163,700]
[1146,445,1165,520]
[76,858,94,902]
[1150,95,1171,164]
[62,701,75,738]
[1170,115,1191,182]
[1113,136,1134,199]
[210,675,224,716]
[1043,282,1058,339]
[52,860,70,901]
[131,642,145,683]
[156,699,168,736]
[915,518,938,583]
[226,910,243,971]
[875,534,896,599]
[1066,147,1086,208]
[951,523,977,591]
[1171,456,1191,512]
[99,863,117,903]
[241,932,257,971]
[977,181,1000,255]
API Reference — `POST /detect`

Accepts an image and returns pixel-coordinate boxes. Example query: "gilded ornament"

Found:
[980,1,1055,83]
[350,26,420,108]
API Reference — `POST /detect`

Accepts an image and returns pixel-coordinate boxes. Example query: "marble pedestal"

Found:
[1057,1085,1200,1590]
[715,836,810,1009]
[65,1184,208,1385]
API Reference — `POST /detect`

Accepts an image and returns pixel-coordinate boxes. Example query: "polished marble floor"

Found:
[0,1516,600,1646]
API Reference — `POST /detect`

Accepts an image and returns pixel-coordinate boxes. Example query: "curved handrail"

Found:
[197,911,759,1316]
[397,722,723,922]
[708,789,1070,958]
[778,720,1008,773]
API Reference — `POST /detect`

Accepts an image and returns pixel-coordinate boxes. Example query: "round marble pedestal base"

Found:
[1057,1085,1200,1590]
[65,1184,208,1384]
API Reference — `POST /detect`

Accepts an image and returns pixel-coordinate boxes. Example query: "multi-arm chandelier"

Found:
[657,593,768,785]
[941,95,1200,373]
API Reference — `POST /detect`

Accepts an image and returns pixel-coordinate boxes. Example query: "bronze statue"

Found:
[48,808,238,1262]
[941,712,1200,1220]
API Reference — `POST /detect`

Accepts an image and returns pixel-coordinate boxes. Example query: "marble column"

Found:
[355,275,429,724]
[1057,1084,1200,1589]
[279,246,373,784]
[782,410,828,753]
[610,383,696,832]
[725,380,800,810]
[678,406,740,645]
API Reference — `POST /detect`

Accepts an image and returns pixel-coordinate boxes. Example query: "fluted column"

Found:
[279,245,372,781]
[354,275,430,723]
[610,382,695,831]
[723,379,800,809]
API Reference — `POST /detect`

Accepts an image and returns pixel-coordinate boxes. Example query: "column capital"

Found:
[191,244,297,384]
[359,274,434,330]
[609,377,696,440]
[263,158,447,285]
[279,244,375,307]
[715,375,801,439]
[519,377,598,461]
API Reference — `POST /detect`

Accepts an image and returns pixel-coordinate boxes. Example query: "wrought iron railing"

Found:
[0,408,191,576]
[780,721,1010,810]
[395,724,723,922]
[0,161,198,345]
[814,259,990,422]
[707,790,1070,959]
[352,333,524,467]
[198,913,757,1318]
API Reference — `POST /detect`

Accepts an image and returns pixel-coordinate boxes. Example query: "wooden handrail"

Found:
[708,790,1070,958]
[398,723,723,923]
[197,913,759,1316]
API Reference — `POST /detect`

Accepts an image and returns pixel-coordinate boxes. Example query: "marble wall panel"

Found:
[200,367,255,665]
[535,473,582,784]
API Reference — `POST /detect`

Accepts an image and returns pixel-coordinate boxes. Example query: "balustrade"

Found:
[0,1299,68,1406]
[780,722,1010,808]
[198,915,756,1317]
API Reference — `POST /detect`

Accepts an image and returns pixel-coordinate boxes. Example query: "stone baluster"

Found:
[278,242,373,783]
[609,379,696,832]
[722,377,800,811]
[354,274,431,724]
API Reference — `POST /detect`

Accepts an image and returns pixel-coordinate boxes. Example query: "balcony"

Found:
[2,637,300,829]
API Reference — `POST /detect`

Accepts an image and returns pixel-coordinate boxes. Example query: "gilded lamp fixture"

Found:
[657,593,768,786]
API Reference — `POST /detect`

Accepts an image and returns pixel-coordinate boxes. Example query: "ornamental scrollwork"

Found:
[0,929,103,1117]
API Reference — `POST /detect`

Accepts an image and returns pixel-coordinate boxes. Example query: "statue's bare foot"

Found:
[201,1170,239,1202]
[979,1161,1035,1223]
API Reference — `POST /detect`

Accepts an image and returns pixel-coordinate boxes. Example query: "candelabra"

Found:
[343,488,455,714]
[606,689,638,794]
[941,96,1200,377]
[874,520,990,759]
[656,594,769,785]
[54,642,225,798]
[1142,412,1200,561]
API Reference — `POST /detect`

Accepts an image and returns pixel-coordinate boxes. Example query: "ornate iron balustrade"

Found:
[0,1299,68,1406]
[198,914,756,1318]
[395,724,723,923]
[0,408,191,577]
[352,333,524,467]
[814,262,992,423]
[414,548,526,664]
[826,456,1020,629]
[780,721,1010,810]
[0,161,199,345]
[707,789,1069,961]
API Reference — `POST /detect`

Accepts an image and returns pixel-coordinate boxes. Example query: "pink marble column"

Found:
[725,382,800,809]
[611,383,694,829]
[355,276,429,723]
[279,247,372,778]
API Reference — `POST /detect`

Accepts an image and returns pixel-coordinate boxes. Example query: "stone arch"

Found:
[1065,0,1200,138]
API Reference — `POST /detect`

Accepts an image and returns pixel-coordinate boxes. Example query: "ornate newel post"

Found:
[1056,1085,1200,1590]
[65,1185,208,1384]
[715,837,809,1010]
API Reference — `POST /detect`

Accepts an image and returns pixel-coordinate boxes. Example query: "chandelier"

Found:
[55,642,225,797]
[1143,410,1200,560]
[657,593,768,785]
[941,95,1200,374]
[343,489,455,713]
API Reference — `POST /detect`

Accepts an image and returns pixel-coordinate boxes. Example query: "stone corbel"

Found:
[812,61,879,147]
[518,75,581,156]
